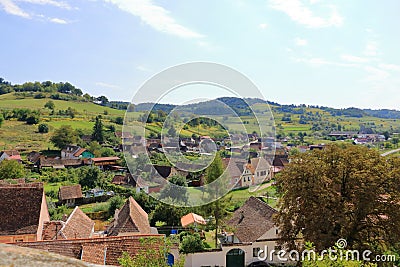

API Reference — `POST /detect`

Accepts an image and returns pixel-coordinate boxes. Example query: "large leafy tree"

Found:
[78,166,107,189]
[50,125,77,149]
[159,175,188,204]
[275,144,400,255]
[0,160,25,180]
[203,153,232,248]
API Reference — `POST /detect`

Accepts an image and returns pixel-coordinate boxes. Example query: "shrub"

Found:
[38,123,49,133]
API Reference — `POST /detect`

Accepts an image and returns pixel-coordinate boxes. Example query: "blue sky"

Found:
[1,0,400,109]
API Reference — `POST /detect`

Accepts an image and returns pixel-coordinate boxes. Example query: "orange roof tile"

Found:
[181,213,206,227]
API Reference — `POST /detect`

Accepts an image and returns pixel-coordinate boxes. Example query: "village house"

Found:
[250,157,270,185]
[223,158,245,189]
[37,157,83,169]
[0,150,22,163]
[58,184,83,207]
[87,156,120,170]
[27,151,41,165]
[106,196,156,236]
[223,157,271,189]
[61,145,94,159]
[328,131,358,140]
[13,234,178,266]
[112,173,148,193]
[241,161,255,188]
[42,206,94,240]
[0,183,50,243]
[183,197,287,267]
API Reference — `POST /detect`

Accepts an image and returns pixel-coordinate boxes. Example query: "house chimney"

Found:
[61,214,68,222]
[114,209,120,221]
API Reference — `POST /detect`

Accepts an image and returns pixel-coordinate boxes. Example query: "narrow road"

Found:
[381,148,400,157]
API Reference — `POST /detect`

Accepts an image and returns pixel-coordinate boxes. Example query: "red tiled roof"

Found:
[0,183,47,235]
[73,148,86,157]
[107,197,151,236]
[112,175,125,185]
[181,213,206,227]
[9,155,22,161]
[42,221,65,241]
[58,185,83,201]
[60,207,94,239]
[13,234,165,266]
[226,196,277,243]
[90,157,120,162]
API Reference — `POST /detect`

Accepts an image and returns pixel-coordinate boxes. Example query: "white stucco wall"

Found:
[184,240,292,267]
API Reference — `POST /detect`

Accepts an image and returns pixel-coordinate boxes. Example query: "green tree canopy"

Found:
[0,160,25,180]
[159,175,188,204]
[276,144,400,255]
[92,115,104,143]
[203,153,232,248]
[44,100,55,110]
[179,232,205,254]
[50,125,77,149]
[78,166,107,189]
[38,123,49,133]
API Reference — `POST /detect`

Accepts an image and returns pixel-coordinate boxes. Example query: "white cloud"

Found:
[293,57,355,68]
[364,66,389,82]
[49,17,67,24]
[0,0,72,19]
[259,23,268,29]
[104,0,204,39]
[136,65,151,72]
[340,54,370,63]
[269,0,343,28]
[294,37,307,46]
[0,0,30,18]
[17,0,71,10]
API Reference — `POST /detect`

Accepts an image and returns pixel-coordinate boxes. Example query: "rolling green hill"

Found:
[1,92,399,152]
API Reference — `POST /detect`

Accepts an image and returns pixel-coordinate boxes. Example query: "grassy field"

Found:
[0,93,125,117]
[1,93,399,152]
[0,120,52,150]
[185,183,278,208]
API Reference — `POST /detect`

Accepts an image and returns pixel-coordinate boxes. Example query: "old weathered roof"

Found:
[58,185,83,201]
[0,183,47,235]
[14,234,164,266]
[42,221,65,241]
[39,158,83,168]
[251,157,270,171]
[73,148,87,157]
[107,197,150,236]
[90,157,120,162]
[1,150,20,156]
[222,158,246,178]
[226,196,277,243]
[60,207,94,239]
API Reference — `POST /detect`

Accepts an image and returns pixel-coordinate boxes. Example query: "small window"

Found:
[276,229,279,235]
[253,247,261,257]
[243,178,246,182]
[248,177,251,181]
